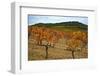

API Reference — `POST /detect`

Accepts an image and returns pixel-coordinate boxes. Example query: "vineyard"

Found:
[28,22,88,60]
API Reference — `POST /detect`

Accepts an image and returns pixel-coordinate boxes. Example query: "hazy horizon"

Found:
[28,15,88,25]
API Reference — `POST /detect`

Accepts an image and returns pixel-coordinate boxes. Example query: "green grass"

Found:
[41,25,87,32]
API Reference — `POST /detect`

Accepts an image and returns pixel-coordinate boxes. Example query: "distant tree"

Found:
[28,26,32,39]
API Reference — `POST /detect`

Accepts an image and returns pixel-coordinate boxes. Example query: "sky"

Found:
[28,15,88,25]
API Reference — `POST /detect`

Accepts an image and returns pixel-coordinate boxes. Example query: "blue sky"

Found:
[28,15,88,25]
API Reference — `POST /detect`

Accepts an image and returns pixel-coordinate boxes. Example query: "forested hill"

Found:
[29,21,88,31]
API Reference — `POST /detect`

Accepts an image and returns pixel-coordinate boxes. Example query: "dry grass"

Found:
[28,40,88,61]
[28,26,88,61]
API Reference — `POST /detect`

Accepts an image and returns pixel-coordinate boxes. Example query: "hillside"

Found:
[29,21,88,32]
[28,21,88,60]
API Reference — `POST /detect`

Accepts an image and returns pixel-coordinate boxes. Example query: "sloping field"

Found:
[28,22,88,60]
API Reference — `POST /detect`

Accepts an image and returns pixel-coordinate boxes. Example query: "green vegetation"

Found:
[30,21,88,32]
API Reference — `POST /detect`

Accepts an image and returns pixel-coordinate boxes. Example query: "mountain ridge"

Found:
[30,21,87,26]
